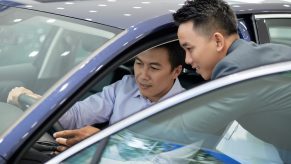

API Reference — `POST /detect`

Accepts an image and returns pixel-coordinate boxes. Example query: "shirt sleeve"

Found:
[59,83,117,130]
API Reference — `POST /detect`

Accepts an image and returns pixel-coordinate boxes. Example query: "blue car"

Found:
[0,0,291,163]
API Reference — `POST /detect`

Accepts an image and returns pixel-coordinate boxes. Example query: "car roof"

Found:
[0,0,291,29]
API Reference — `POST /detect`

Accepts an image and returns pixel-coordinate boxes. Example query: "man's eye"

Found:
[151,67,159,70]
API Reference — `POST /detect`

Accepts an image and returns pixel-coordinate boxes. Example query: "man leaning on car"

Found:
[173,0,291,81]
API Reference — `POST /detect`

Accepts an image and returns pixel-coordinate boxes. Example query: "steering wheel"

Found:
[18,94,38,109]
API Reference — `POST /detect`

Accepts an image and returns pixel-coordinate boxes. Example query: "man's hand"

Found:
[53,126,101,152]
[7,87,41,106]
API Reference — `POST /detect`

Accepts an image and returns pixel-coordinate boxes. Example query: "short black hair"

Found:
[173,0,237,36]
[157,42,185,71]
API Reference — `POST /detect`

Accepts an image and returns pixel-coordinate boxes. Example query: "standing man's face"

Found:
[177,21,224,80]
[134,47,181,102]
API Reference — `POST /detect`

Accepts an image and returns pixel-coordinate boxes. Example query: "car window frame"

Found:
[10,22,181,163]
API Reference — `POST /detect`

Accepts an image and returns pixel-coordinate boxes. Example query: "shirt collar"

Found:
[133,78,185,102]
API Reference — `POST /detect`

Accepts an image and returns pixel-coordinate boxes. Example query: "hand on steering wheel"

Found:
[7,87,41,107]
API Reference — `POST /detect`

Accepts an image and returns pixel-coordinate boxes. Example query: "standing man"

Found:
[173,0,291,80]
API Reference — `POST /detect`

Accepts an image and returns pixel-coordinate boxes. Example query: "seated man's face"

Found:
[134,47,181,102]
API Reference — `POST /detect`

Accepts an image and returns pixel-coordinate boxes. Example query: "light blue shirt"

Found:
[59,75,185,129]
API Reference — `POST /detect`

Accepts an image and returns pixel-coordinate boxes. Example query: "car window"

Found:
[63,70,291,163]
[0,7,120,95]
[264,18,291,46]
[0,6,121,132]
[0,8,118,66]
[0,17,51,65]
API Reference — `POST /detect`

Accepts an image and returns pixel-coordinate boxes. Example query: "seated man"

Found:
[7,42,186,151]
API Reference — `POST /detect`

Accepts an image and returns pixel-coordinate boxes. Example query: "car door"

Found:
[47,61,291,164]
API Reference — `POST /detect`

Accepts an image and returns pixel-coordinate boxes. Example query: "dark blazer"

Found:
[211,39,291,80]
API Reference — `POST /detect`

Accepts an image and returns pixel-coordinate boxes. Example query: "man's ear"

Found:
[173,65,183,79]
[213,32,225,52]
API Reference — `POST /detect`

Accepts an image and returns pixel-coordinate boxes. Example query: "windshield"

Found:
[0,6,121,133]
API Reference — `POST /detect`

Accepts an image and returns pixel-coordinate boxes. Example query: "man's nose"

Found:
[185,53,193,65]
[140,68,150,79]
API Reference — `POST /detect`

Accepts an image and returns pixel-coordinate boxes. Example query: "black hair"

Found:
[157,42,185,71]
[173,0,237,36]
